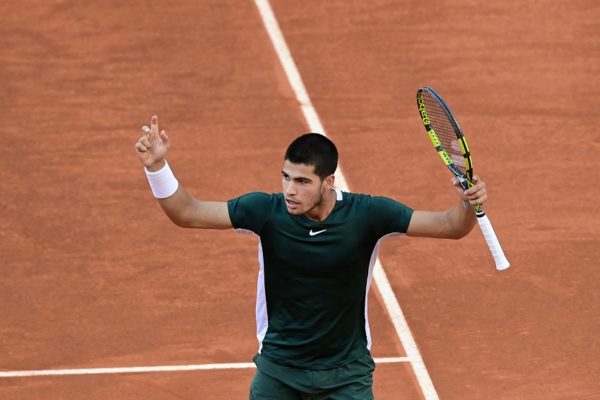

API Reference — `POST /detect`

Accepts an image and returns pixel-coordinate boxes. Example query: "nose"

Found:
[284,180,296,196]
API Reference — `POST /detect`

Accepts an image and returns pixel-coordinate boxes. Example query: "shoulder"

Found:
[350,193,413,235]
[229,192,280,204]
[227,192,283,232]
[342,192,406,210]
[338,191,371,205]
[227,192,284,214]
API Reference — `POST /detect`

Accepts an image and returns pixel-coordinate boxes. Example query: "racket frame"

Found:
[416,86,510,270]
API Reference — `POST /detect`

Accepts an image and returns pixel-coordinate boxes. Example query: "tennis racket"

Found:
[416,87,510,270]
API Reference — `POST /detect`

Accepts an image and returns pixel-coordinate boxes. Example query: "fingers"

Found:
[136,116,155,151]
[140,115,158,143]
[138,122,152,151]
[150,115,159,135]
[464,175,487,205]
[450,175,488,206]
[159,129,168,142]
[135,136,151,152]
[141,115,158,138]
[137,115,168,154]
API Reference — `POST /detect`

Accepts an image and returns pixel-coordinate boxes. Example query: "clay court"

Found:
[1,0,599,399]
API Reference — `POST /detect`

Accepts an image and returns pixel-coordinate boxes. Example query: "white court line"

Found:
[0,358,409,378]
[0,363,256,378]
[254,1,440,399]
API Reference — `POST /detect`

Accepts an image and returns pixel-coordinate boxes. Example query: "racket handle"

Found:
[476,214,510,270]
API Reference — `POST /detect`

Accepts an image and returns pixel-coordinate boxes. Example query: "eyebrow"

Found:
[281,170,313,183]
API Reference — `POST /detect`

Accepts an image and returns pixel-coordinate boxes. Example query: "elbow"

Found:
[442,212,475,240]
[447,221,476,240]
[166,214,187,228]
[448,230,469,240]
[164,210,194,228]
[172,218,191,228]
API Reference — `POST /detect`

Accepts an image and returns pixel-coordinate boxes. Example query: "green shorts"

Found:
[249,352,375,400]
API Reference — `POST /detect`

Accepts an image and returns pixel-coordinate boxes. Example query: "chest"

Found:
[259,212,376,278]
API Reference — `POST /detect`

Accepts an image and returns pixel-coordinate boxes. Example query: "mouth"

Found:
[285,197,300,210]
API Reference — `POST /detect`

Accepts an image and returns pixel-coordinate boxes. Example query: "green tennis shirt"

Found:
[227,189,413,369]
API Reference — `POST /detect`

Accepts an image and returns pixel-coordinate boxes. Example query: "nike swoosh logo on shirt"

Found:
[309,229,327,236]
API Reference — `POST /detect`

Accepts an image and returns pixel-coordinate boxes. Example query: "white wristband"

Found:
[145,161,179,199]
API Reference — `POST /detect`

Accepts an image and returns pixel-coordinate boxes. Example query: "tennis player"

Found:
[135,116,487,399]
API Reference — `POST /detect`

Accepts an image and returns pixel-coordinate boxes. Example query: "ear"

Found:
[324,174,335,189]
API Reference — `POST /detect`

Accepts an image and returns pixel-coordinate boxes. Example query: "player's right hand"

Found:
[135,115,169,170]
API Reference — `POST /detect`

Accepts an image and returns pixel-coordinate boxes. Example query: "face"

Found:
[281,160,331,216]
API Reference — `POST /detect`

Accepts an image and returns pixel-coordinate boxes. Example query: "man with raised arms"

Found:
[135,115,487,399]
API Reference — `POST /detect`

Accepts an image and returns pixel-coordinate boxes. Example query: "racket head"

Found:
[417,87,509,270]
[416,87,474,185]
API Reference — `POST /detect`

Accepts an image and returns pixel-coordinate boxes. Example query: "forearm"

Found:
[156,184,198,227]
[407,175,487,239]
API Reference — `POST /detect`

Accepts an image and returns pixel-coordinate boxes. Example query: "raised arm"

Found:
[134,116,232,230]
[407,176,487,239]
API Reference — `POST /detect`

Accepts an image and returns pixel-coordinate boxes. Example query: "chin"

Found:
[286,207,303,215]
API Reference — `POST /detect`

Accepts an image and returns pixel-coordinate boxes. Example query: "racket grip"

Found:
[476,214,510,270]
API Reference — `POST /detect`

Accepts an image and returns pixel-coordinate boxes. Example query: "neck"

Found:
[305,188,337,222]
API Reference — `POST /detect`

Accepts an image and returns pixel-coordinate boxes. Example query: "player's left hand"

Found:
[452,175,487,206]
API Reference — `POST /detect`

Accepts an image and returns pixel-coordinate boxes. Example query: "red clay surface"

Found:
[1,0,599,399]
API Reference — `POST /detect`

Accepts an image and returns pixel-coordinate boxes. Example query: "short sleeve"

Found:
[227,192,276,234]
[368,196,414,237]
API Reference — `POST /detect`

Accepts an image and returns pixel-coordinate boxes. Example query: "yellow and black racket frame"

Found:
[417,86,481,215]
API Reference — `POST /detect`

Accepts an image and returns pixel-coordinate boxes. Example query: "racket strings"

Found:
[422,92,467,175]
